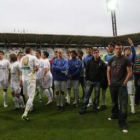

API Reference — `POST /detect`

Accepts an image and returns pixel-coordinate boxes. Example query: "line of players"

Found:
[0,38,139,123]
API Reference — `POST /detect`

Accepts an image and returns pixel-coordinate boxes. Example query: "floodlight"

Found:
[106,0,118,11]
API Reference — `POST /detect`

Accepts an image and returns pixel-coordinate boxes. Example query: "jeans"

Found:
[81,81,100,111]
[109,84,128,127]
[134,74,140,105]
[79,77,86,99]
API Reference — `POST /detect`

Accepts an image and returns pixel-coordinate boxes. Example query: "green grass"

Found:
[0,88,140,140]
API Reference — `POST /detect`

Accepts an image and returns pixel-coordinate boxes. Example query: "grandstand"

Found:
[0,32,140,58]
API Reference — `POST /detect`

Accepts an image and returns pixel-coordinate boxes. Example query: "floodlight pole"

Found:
[111,10,117,36]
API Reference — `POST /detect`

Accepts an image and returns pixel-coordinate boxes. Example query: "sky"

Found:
[0,0,140,36]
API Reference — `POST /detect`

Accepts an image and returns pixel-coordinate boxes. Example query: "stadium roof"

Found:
[0,32,140,48]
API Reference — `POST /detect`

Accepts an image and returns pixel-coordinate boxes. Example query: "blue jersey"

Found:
[68,58,82,80]
[83,55,93,67]
[52,58,68,81]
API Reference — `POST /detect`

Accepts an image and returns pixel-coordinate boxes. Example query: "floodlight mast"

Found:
[106,0,118,37]
[111,10,117,36]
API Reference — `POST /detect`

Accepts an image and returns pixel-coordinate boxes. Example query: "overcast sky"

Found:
[0,0,140,36]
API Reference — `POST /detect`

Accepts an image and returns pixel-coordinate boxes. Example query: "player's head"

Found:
[114,43,123,57]
[66,50,71,56]
[70,50,77,59]
[25,47,33,55]
[42,51,49,59]
[17,52,24,60]
[92,48,99,59]
[54,51,59,58]
[86,46,93,55]
[123,47,131,56]
[57,49,63,59]
[0,50,4,60]
[35,49,41,58]
[77,49,84,58]
[9,53,17,63]
[107,43,115,54]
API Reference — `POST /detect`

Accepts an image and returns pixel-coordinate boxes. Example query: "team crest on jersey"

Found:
[22,56,29,66]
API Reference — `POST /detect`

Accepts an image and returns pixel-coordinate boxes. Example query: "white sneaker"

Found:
[122,129,128,133]
[45,100,54,106]
[87,103,92,107]
[4,103,8,107]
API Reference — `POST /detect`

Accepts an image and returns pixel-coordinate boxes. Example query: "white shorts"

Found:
[23,80,36,96]
[0,80,9,89]
[42,75,52,89]
[127,80,134,95]
[11,83,21,94]
[36,79,43,87]
[67,80,79,89]
[54,81,67,92]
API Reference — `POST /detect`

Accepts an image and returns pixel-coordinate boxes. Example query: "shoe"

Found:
[108,115,118,121]
[76,110,86,115]
[121,126,128,133]
[131,107,135,114]
[93,108,98,113]
[39,99,42,103]
[100,105,107,110]
[64,102,70,106]
[87,103,92,107]
[56,106,61,110]
[4,103,8,108]
[73,103,78,108]
[12,107,20,111]
[45,100,54,106]
[22,115,30,121]
[61,106,65,110]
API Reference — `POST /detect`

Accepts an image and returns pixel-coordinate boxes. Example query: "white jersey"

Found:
[10,61,21,84]
[43,58,52,77]
[36,58,44,79]
[21,54,38,81]
[0,59,10,81]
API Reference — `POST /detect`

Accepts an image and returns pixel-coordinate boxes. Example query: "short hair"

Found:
[36,49,41,55]
[124,47,131,52]
[43,51,49,58]
[86,46,92,49]
[108,43,115,48]
[9,54,17,62]
[77,49,84,55]
[93,48,99,53]
[66,50,71,54]
[70,50,77,56]
[17,51,23,56]
[0,50,4,55]
[25,47,32,54]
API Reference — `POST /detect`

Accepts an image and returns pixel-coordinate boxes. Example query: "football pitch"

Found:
[0,88,140,140]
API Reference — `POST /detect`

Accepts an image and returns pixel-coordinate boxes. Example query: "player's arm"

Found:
[55,60,68,71]
[33,58,39,72]
[71,61,82,78]
[122,66,132,85]
[43,68,48,78]
[128,38,136,63]
[107,66,111,85]
[34,66,38,72]
[8,68,11,83]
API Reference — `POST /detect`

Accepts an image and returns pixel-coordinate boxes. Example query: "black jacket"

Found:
[86,57,106,83]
